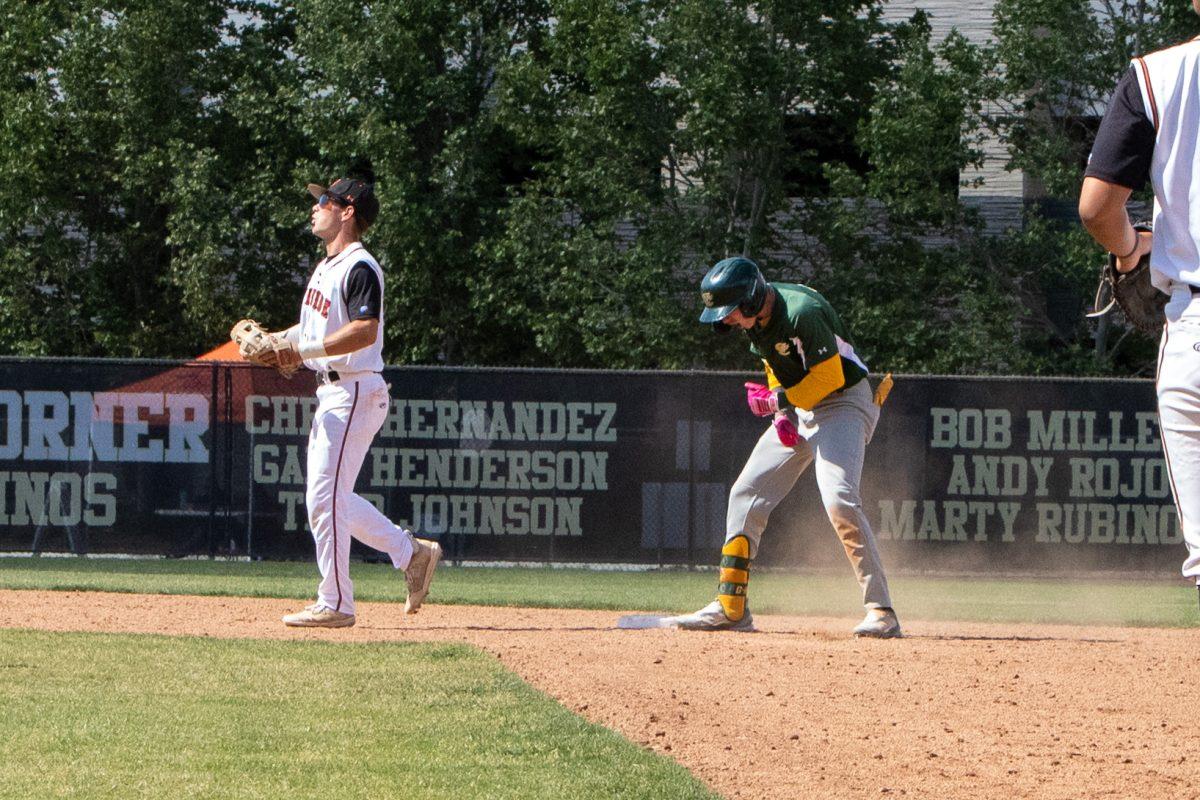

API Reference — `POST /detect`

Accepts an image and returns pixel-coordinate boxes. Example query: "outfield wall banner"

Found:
[0,359,1180,576]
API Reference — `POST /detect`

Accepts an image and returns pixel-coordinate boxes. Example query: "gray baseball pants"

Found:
[725,379,893,610]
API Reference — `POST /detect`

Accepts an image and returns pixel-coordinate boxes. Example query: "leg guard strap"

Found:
[718,535,751,620]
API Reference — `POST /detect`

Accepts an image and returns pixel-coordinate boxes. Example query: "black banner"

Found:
[858,376,1175,575]
[0,359,1180,576]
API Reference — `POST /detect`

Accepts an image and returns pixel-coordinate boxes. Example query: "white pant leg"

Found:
[725,424,814,558]
[1157,288,1200,583]
[809,381,892,609]
[306,375,413,615]
[340,493,415,569]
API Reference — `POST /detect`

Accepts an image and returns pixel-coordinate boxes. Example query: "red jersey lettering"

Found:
[305,289,330,318]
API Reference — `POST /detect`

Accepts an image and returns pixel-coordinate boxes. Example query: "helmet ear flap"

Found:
[739,274,768,317]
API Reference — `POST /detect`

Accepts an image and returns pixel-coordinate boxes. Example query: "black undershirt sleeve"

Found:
[344,262,382,321]
[1084,65,1155,190]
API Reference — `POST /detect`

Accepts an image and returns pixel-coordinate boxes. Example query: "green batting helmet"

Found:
[698,257,768,323]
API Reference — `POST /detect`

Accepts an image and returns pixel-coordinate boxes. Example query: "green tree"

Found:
[658,0,892,260]
[0,0,231,356]
[990,0,1200,372]
[857,12,993,229]
[291,0,551,365]
[785,7,1112,377]
[476,0,694,368]
[651,0,897,368]
[6,1,1191,377]
[992,0,1197,198]
[164,2,317,339]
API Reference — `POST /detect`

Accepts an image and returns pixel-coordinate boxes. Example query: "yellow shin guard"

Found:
[717,535,751,621]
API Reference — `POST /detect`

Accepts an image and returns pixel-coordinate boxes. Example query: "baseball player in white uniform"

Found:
[273,163,441,628]
[1079,1,1200,606]
[669,257,901,637]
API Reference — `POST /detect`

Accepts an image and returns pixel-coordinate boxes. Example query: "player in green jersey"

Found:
[668,257,901,637]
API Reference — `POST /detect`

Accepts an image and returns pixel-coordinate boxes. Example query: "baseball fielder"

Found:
[1079,1,1200,606]
[264,162,440,628]
[670,257,900,637]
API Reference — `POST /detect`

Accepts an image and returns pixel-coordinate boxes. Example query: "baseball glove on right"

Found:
[230,319,299,378]
[1088,221,1166,334]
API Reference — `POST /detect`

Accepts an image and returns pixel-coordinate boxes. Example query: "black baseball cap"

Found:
[307,166,379,228]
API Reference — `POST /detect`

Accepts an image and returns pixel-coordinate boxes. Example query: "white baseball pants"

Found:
[307,373,413,615]
[725,379,893,609]
[1158,285,1200,583]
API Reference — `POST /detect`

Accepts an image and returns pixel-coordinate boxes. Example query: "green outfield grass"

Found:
[1,557,1197,627]
[0,629,718,800]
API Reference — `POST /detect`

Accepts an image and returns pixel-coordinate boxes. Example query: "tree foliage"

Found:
[2,1,1196,375]
[988,0,1200,373]
[856,12,993,229]
[1,1,231,356]
[477,0,693,367]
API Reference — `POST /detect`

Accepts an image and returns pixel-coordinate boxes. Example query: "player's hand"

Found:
[745,382,779,417]
[773,412,799,447]
[274,339,302,370]
[1115,229,1152,273]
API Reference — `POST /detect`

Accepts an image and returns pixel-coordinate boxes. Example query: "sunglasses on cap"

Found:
[316,193,347,208]
[306,172,379,228]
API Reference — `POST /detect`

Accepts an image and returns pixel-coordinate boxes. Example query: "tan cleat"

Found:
[404,538,442,614]
[852,607,901,639]
[282,605,355,628]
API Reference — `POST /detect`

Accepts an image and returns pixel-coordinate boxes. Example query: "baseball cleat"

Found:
[404,537,442,614]
[666,599,755,632]
[852,607,901,639]
[282,605,355,628]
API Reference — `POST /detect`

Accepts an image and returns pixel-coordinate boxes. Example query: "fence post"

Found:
[207,363,218,558]
[686,371,695,569]
[224,365,234,557]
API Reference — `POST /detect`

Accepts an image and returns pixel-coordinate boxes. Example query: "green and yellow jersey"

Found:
[746,283,868,411]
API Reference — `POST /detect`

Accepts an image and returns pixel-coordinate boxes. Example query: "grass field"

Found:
[0,629,718,800]
[1,556,1197,628]
[1,559,1196,799]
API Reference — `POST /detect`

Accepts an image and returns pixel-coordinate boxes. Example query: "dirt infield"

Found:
[2,590,1197,799]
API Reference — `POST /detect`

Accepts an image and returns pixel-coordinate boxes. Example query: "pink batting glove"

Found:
[774,414,800,447]
[744,382,779,417]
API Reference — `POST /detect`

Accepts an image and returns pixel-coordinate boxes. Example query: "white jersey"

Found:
[1132,38,1200,290]
[298,241,385,374]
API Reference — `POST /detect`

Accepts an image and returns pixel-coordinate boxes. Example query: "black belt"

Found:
[318,370,382,385]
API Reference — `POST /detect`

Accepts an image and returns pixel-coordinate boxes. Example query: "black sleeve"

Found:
[344,262,382,321]
[1084,65,1155,190]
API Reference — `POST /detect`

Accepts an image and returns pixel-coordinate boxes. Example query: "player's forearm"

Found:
[318,319,378,357]
[780,356,845,411]
[1079,177,1138,254]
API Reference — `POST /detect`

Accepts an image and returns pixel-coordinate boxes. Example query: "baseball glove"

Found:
[1088,221,1166,334]
[230,319,300,378]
